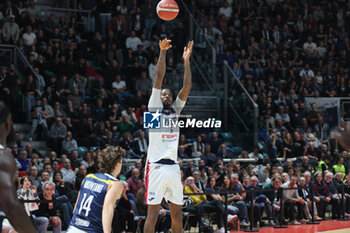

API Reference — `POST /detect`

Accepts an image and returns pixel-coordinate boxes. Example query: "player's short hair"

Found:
[98,146,124,174]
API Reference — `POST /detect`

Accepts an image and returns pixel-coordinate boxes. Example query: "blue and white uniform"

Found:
[67,173,118,233]
[145,88,186,205]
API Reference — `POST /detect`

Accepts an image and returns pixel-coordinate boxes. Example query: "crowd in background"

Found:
[1,0,350,232]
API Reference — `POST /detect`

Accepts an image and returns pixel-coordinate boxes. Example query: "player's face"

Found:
[160,89,173,109]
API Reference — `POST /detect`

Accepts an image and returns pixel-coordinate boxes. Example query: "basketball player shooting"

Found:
[144,38,193,233]
[67,146,124,233]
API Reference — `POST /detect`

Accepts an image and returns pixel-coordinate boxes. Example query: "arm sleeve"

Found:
[148,88,162,110]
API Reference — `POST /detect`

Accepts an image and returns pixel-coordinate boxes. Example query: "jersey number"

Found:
[78,193,94,217]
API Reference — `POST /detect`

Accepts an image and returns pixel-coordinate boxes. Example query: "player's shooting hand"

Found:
[333,121,350,152]
[159,38,172,51]
[183,41,194,64]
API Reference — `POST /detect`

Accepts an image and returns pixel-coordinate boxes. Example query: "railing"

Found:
[0,44,40,94]
[178,0,258,148]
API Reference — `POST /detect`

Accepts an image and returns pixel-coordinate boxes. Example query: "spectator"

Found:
[29,98,48,141]
[79,0,97,32]
[135,71,152,96]
[2,15,19,43]
[126,168,143,200]
[33,181,62,233]
[126,30,142,51]
[28,165,41,188]
[62,131,78,155]
[75,165,87,190]
[23,25,36,47]
[17,150,30,171]
[314,117,330,143]
[60,158,76,185]
[17,176,49,233]
[49,117,67,153]
[248,145,263,160]
[200,144,217,167]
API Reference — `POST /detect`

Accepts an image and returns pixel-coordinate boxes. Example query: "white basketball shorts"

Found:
[144,161,183,205]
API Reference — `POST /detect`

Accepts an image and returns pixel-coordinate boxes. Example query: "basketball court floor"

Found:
[234,220,350,233]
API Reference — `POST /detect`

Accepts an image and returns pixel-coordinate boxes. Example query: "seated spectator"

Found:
[122,107,137,124]
[17,150,30,171]
[62,131,78,155]
[17,176,49,233]
[114,182,136,233]
[220,174,249,227]
[53,171,76,200]
[120,132,141,159]
[117,115,135,135]
[217,143,235,159]
[178,145,189,159]
[248,145,263,159]
[192,135,205,158]
[324,172,342,219]
[209,132,222,154]
[49,117,67,153]
[200,144,217,167]
[298,176,322,221]
[33,181,62,233]
[125,30,141,51]
[30,153,43,172]
[60,158,76,185]
[313,171,330,218]
[133,130,148,157]
[126,168,143,201]
[184,176,226,231]
[282,175,311,224]
[244,176,267,227]
[80,151,95,170]
[28,165,41,188]
[263,175,282,226]
[75,165,87,190]
[112,75,134,104]
[314,117,330,143]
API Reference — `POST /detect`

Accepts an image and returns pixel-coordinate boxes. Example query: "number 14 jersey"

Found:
[69,173,118,233]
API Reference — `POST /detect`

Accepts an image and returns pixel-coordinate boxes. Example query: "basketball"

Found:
[156,0,179,21]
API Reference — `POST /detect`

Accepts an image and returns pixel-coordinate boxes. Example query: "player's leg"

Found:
[168,202,183,233]
[144,204,161,233]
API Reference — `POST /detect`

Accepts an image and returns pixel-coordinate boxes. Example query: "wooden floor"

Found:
[48,220,350,233]
[233,220,350,233]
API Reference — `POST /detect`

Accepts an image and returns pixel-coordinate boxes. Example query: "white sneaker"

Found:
[216,227,225,233]
[227,214,238,223]
[291,220,301,225]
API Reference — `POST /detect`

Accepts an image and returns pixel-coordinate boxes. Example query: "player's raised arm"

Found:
[178,41,194,101]
[102,181,123,233]
[154,38,172,89]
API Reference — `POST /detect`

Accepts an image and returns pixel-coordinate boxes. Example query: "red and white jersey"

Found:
[147,88,186,163]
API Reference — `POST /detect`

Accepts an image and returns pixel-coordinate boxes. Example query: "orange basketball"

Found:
[156,0,179,21]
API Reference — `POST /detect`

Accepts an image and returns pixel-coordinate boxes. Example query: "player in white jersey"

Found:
[144,38,193,233]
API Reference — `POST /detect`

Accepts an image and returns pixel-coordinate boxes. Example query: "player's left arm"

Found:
[102,181,123,233]
[177,41,194,102]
